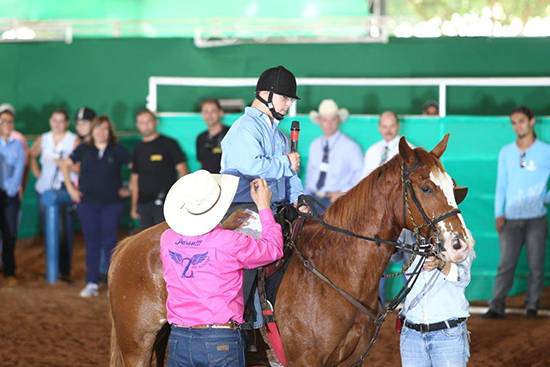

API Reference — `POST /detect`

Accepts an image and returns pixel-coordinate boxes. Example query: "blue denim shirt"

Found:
[221,107,303,204]
[0,137,25,197]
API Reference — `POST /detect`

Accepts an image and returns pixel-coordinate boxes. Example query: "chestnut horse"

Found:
[108,135,474,366]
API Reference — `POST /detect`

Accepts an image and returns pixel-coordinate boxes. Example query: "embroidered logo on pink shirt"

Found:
[175,238,203,247]
[169,250,209,278]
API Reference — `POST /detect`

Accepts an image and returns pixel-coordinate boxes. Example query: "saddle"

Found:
[255,203,305,367]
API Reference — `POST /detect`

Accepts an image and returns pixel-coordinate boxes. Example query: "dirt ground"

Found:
[1,235,549,367]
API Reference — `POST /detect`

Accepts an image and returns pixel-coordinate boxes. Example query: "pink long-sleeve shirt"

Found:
[160,208,284,326]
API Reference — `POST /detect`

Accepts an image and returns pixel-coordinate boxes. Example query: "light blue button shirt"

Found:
[305,131,364,194]
[402,250,475,324]
[0,137,25,197]
[220,107,303,204]
[495,139,550,219]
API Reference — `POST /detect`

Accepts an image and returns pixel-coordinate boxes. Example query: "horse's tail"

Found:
[152,322,171,366]
[110,312,124,367]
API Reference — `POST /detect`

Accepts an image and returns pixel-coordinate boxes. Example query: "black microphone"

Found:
[290,120,300,152]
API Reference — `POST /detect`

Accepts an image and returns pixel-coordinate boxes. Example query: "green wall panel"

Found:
[15,114,550,301]
[156,114,550,302]
[1,37,550,136]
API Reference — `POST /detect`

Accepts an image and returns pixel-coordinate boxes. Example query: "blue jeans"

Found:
[77,201,124,283]
[168,327,245,367]
[40,188,75,282]
[0,191,20,277]
[400,322,470,367]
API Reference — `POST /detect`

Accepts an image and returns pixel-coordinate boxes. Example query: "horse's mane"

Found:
[322,153,404,235]
[321,146,441,233]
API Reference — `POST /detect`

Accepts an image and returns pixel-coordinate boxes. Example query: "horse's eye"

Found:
[421,185,433,193]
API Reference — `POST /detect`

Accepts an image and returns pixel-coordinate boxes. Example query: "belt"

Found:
[314,191,329,198]
[404,317,467,333]
[172,321,240,330]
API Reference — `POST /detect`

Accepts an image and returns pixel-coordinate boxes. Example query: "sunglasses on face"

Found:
[520,152,527,169]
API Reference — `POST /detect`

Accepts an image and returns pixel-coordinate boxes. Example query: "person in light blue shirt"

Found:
[220,65,303,366]
[305,99,363,211]
[220,69,303,206]
[483,106,550,319]
[400,229,475,367]
[0,109,26,285]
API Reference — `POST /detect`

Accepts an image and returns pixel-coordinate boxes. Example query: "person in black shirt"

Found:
[130,109,188,229]
[196,99,229,173]
[61,116,130,297]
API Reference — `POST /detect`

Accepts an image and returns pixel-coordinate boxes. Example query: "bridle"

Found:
[274,160,463,366]
[400,161,462,258]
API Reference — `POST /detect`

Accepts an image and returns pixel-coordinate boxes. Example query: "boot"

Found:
[244,328,271,367]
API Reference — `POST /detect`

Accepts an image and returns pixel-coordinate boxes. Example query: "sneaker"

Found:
[525,309,538,319]
[79,283,99,298]
[481,309,505,319]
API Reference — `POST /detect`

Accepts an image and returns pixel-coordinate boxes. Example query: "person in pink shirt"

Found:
[160,169,283,367]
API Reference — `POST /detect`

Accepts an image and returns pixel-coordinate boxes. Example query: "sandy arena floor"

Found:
[1,235,549,367]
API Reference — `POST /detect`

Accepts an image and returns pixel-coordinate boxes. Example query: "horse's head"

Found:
[398,134,474,263]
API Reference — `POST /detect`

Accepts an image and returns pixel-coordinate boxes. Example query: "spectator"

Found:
[74,107,97,142]
[306,99,363,208]
[0,104,30,199]
[61,116,130,297]
[482,106,550,319]
[305,99,363,211]
[399,246,475,366]
[422,100,439,116]
[161,172,283,367]
[363,111,410,303]
[0,109,26,287]
[130,109,188,229]
[196,99,229,173]
[30,109,78,283]
[362,111,402,178]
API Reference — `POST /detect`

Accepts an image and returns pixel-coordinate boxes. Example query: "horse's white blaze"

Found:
[430,169,471,241]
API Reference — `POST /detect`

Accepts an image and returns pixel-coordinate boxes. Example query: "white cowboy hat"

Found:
[163,170,239,236]
[309,99,349,123]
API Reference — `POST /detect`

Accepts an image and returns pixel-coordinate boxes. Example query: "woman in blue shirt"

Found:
[61,116,130,297]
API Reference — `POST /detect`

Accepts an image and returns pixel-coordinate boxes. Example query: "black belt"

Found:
[404,317,467,333]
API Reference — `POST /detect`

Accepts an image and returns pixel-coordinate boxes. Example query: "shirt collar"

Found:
[324,131,342,145]
[245,106,280,129]
[0,136,15,146]
[383,135,401,149]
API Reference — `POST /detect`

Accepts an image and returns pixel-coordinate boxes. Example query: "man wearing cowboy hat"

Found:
[161,171,283,367]
[220,65,304,366]
[306,99,363,210]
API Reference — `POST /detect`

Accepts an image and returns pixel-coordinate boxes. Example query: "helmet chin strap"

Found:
[256,92,285,120]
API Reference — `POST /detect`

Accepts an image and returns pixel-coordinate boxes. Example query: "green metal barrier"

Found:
[156,114,550,301]
[17,115,548,301]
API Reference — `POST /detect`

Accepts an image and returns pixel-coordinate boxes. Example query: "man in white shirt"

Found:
[362,111,401,178]
[305,99,363,212]
[363,111,407,303]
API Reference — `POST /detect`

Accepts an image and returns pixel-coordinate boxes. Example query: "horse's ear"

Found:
[431,134,449,159]
[398,137,415,165]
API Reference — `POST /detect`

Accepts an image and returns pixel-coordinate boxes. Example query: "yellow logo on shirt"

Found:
[212,147,222,154]
[150,154,163,161]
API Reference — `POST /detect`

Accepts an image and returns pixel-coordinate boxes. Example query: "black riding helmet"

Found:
[256,65,300,120]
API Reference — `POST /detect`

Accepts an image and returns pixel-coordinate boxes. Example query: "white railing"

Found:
[147,77,550,117]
